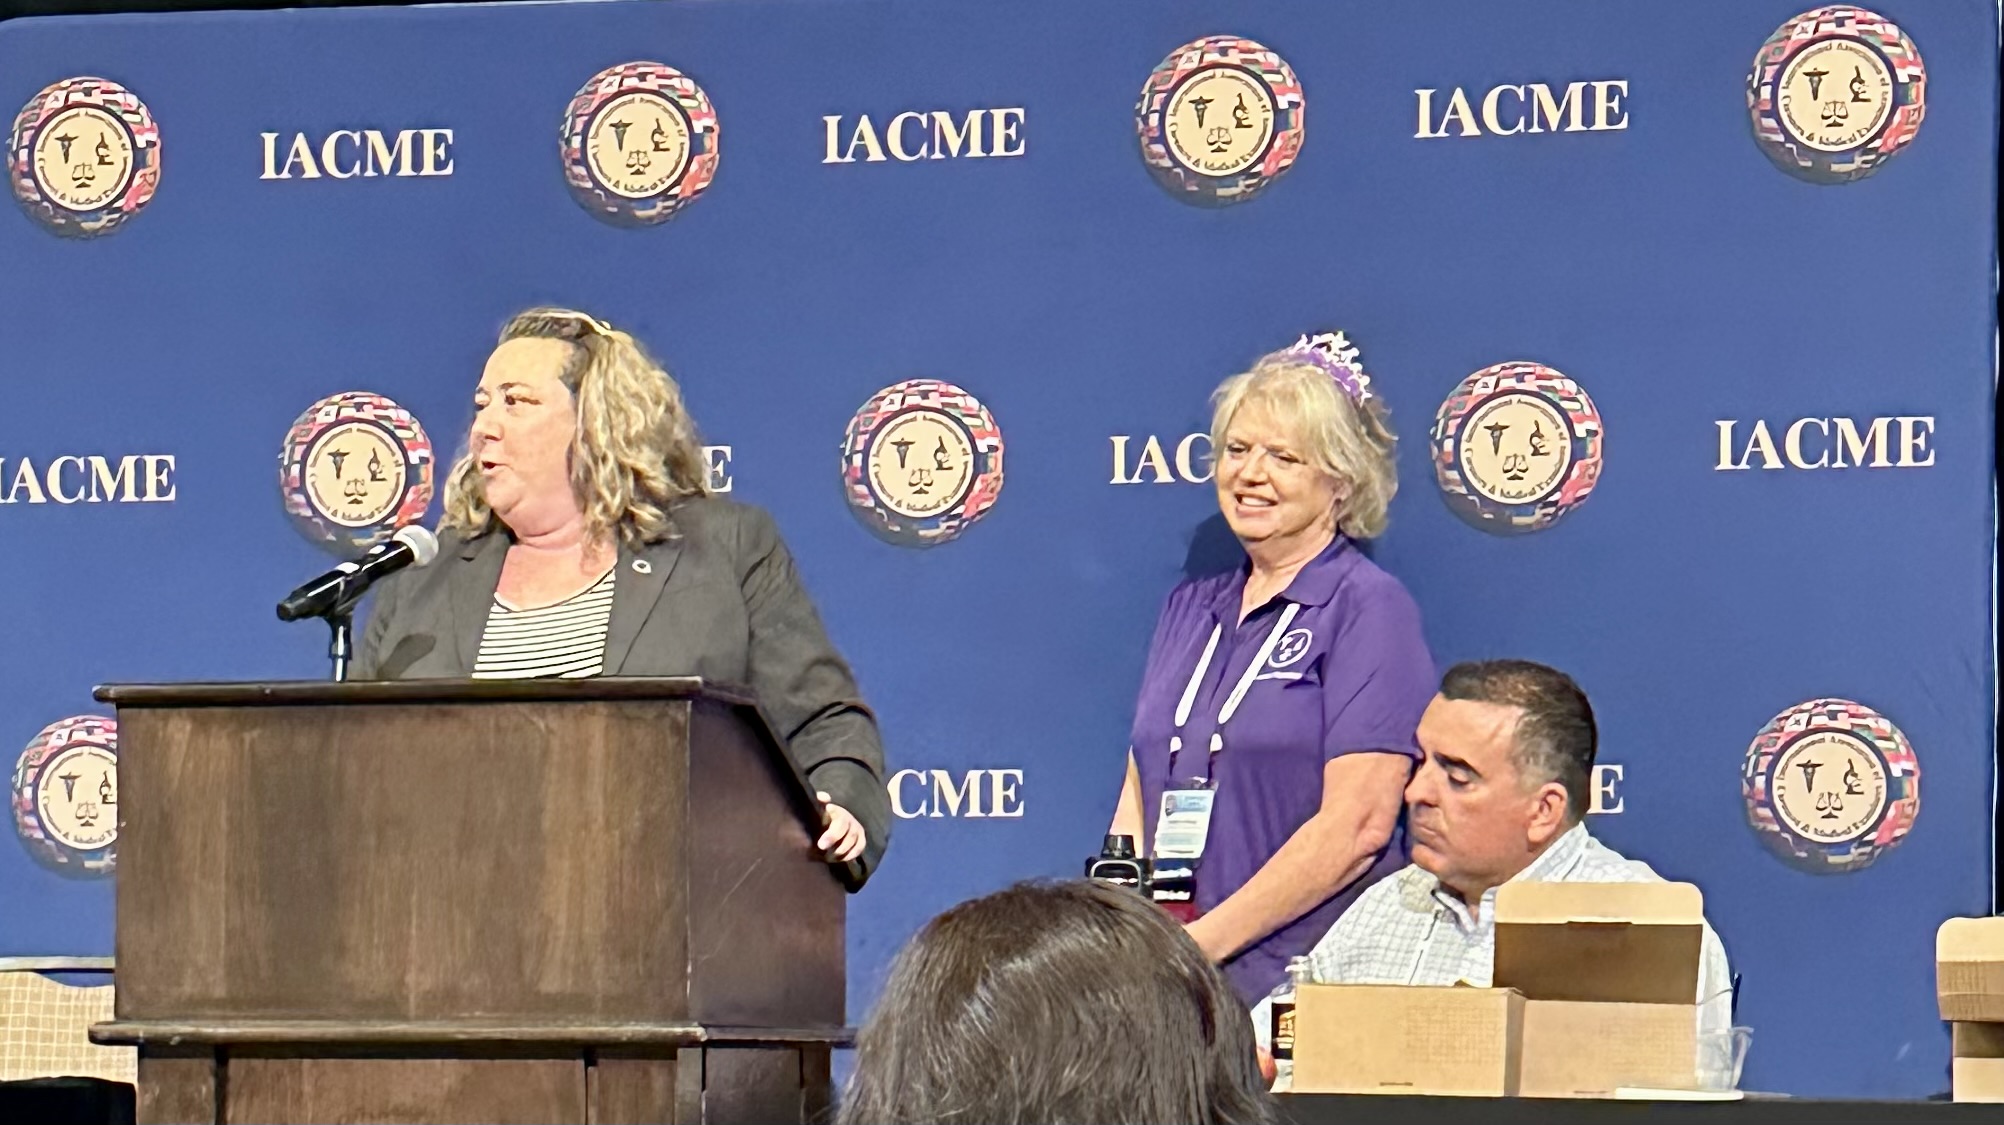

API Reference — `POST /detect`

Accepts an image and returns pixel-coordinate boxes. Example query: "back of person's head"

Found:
[837,879,1274,1125]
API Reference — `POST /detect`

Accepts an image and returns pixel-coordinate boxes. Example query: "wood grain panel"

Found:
[685,706,844,1028]
[134,1048,214,1125]
[699,1046,803,1125]
[110,681,848,1124]
[589,1048,678,1124]
[97,1019,708,1045]
[227,1053,584,1125]
[801,1045,832,1125]
[118,701,688,1024]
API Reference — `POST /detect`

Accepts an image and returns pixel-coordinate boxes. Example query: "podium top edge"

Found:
[90,1019,858,1048]
[94,676,759,709]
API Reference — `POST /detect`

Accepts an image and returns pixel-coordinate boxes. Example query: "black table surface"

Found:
[1279,1093,1985,1125]
[0,1079,133,1125]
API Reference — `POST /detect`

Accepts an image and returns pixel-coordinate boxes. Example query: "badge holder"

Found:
[1150,776,1216,924]
[1149,602,1297,924]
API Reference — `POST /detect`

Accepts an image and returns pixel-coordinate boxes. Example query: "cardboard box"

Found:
[1292,984,1523,1097]
[1951,1022,2004,1103]
[1495,881,1704,1097]
[1936,918,2004,1102]
[1518,1000,1698,1096]
[1938,917,2004,1022]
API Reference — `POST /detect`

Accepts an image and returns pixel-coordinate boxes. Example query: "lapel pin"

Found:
[632,558,652,575]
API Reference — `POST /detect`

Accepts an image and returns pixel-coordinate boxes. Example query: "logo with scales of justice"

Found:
[1431,362,1603,535]
[1136,35,1303,207]
[562,61,720,227]
[279,391,435,556]
[841,379,1004,547]
[9,76,161,238]
[1742,698,1919,873]
[12,715,118,879]
[1748,6,1925,183]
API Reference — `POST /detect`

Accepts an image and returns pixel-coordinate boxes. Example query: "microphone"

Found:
[277,525,438,622]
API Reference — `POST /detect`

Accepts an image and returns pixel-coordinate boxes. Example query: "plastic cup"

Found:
[1696,1026,1753,1091]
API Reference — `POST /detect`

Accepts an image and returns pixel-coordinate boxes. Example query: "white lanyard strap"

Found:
[1172,625,1223,729]
[1219,602,1300,727]
[1169,602,1302,759]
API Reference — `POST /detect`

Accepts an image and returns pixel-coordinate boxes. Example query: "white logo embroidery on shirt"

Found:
[1268,627,1313,668]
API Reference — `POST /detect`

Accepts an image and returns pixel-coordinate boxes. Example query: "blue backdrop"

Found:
[0,0,1994,1098]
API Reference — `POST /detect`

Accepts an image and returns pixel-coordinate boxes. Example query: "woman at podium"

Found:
[353,307,888,878]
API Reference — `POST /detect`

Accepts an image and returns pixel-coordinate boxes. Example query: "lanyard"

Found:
[1167,601,1301,778]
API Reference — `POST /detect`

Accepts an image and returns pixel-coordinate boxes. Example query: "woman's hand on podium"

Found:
[816,790,867,863]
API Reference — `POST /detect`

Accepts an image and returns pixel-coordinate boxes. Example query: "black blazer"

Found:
[353,495,891,884]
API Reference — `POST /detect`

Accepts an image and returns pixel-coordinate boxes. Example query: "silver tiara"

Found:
[1276,331,1372,404]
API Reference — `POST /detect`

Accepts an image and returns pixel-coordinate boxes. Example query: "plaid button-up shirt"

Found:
[1254,824,1734,1046]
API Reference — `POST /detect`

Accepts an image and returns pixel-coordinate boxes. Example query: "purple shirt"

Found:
[1129,536,1436,1005]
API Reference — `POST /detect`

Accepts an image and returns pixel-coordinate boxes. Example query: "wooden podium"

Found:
[89,678,850,1125]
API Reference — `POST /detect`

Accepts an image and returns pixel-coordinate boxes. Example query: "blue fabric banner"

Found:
[0,0,1994,1097]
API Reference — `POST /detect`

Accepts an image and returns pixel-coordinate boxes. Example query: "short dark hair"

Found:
[1440,659,1597,820]
[837,879,1274,1125]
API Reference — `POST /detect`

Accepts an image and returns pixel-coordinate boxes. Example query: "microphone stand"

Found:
[280,527,437,682]
[324,570,362,683]
[328,612,354,683]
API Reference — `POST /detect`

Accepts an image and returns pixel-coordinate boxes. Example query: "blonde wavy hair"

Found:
[1209,352,1400,539]
[442,308,710,547]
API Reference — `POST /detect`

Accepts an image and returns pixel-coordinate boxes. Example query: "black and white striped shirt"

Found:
[471,568,617,679]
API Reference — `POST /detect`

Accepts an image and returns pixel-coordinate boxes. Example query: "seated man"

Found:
[1255,659,1732,1044]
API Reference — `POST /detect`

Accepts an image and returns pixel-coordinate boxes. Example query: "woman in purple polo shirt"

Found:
[1110,331,1436,1006]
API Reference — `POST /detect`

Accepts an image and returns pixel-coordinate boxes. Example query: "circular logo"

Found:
[562,61,720,227]
[1458,394,1576,506]
[1269,628,1313,668]
[1743,698,1920,873]
[1748,7,1925,184]
[9,76,161,238]
[1432,362,1603,535]
[305,421,410,528]
[1137,36,1303,207]
[280,392,435,556]
[12,716,118,879]
[867,410,977,519]
[841,379,1004,547]
[586,92,693,201]
[1165,68,1275,178]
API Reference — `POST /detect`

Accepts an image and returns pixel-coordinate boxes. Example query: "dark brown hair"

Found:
[837,879,1274,1125]
[1440,659,1598,820]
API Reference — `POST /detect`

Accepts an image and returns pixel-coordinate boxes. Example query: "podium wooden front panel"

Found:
[94,680,848,1125]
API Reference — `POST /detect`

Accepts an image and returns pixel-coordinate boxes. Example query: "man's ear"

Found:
[1525,781,1572,847]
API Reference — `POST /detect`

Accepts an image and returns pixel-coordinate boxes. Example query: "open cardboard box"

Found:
[1938,917,2004,1022]
[1938,917,2004,1102]
[1493,881,1705,1098]
[1291,882,1707,1098]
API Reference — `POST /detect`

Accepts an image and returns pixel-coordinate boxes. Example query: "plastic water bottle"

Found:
[1267,956,1316,1091]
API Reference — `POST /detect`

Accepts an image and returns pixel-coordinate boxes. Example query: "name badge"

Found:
[1153,782,1216,860]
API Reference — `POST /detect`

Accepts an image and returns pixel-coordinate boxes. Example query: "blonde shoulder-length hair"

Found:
[441,308,710,548]
[1209,350,1400,540]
